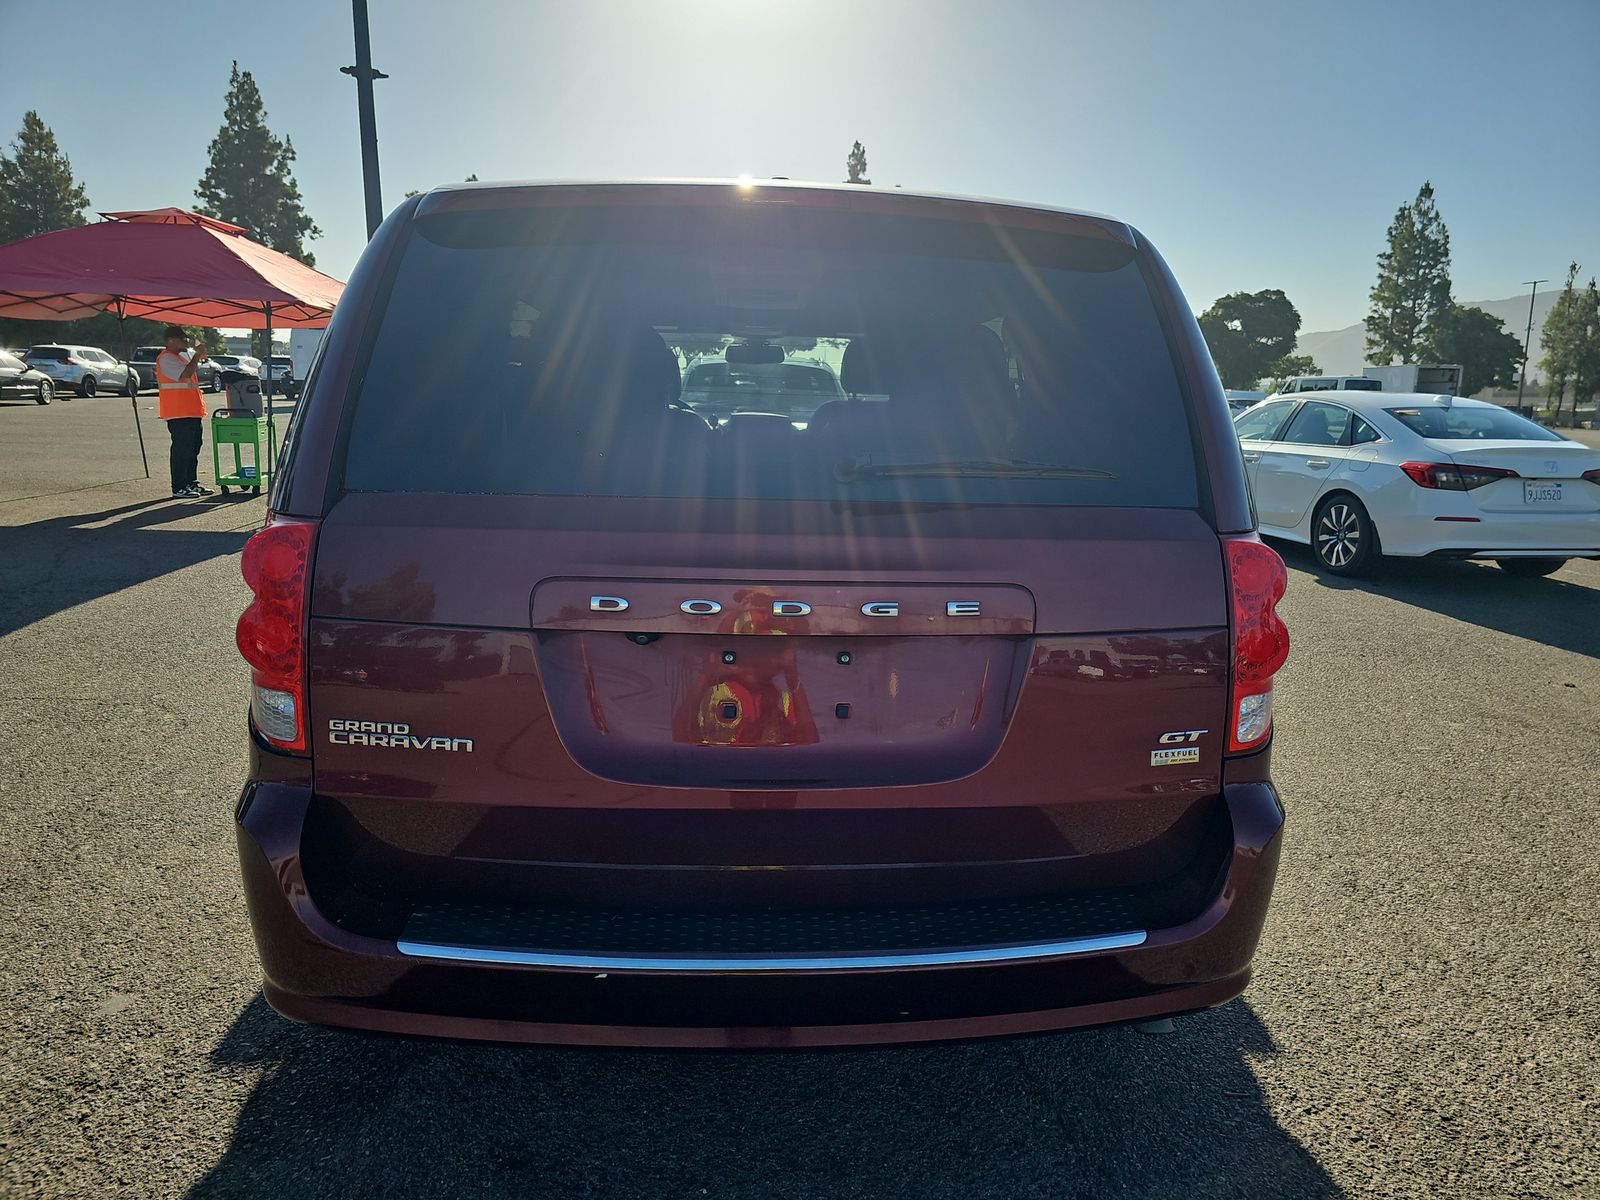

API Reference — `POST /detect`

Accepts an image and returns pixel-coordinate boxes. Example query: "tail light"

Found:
[236,516,318,752]
[1583,469,1600,485]
[1225,536,1290,754]
[1399,461,1518,490]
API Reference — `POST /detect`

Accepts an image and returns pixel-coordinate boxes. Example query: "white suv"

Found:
[23,345,140,398]
[1274,375,1383,396]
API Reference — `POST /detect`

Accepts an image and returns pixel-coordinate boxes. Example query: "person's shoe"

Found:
[189,483,215,496]
[172,485,200,499]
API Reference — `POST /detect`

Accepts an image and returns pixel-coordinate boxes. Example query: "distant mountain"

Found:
[1296,292,1559,378]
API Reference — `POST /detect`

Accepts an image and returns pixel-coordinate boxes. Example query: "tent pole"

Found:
[118,300,149,479]
[264,303,276,483]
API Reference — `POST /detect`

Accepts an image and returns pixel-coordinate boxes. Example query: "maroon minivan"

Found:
[234,180,1289,1047]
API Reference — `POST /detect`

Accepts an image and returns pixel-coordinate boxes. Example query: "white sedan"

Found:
[1233,391,1600,577]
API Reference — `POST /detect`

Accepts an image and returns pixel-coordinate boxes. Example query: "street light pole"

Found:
[1515,278,1546,417]
[340,0,388,240]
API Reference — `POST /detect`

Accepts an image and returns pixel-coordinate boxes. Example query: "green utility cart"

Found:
[210,407,273,496]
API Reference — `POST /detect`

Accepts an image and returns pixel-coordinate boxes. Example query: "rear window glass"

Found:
[1385,405,1564,442]
[132,347,161,362]
[27,347,68,361]
[0,352,24,370]
[342,201,1199,509]
[1341,379,1382,391]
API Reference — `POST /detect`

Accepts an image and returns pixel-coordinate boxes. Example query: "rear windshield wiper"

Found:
[834,458,1118,483]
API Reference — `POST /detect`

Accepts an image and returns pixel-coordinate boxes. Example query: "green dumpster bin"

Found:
[211,407,270,496]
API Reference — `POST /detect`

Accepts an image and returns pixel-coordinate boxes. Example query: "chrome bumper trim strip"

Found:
[396,929,1148,973]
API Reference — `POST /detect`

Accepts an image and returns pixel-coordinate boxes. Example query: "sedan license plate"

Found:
[1524,481,1564,504]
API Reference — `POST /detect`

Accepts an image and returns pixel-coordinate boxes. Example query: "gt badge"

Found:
[1151,730,1205,766]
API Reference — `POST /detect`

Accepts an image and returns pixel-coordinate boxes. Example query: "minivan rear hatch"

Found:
[306,186,1230,830]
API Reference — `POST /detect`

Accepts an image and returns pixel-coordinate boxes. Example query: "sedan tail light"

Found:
[1583,469,1600,485]
[1399,461,1519,490]
[236,516,318,752]
[1225,536,1290,754]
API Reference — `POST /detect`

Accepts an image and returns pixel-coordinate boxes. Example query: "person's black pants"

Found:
[167,417,203,492]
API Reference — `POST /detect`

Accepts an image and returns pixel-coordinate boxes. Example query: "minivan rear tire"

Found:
[1311,494,1379,576]
[1495,557,1564,578]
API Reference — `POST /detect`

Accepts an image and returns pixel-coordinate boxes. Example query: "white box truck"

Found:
[289,329,325,391]
[1361,363,1464,395]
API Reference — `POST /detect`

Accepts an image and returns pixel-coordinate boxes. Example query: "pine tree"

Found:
[1366,181,1452,365]
[845,141,871,185]
[0,111,91,243]
[1539,263,1581,420]
[1579,277,1600,411]
[1543,267,1600,423]
[196,63,321,265]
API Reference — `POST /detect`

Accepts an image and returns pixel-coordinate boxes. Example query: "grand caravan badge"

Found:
[327,719,474,752]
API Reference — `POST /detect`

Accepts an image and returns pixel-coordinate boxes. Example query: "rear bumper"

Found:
[1378,507,1600,558]
[234,763,1284,1048]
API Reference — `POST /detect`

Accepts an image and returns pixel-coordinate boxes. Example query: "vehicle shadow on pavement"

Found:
[1282,544,1600,660]
[0,499,253,636]
[186,996,1340,1200]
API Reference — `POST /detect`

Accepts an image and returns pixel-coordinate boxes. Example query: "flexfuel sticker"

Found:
[1150,746,1200,766]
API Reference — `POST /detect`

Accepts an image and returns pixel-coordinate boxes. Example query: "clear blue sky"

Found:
[3,0,1596,331]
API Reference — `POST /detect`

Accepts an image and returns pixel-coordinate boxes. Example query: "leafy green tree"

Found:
[845,141,871,185]
[1197,289,1303,388]
[1423,304,1524,395]
[669,334,727,364]
[196,63,321,265]
[1366,181,1452,364]
[0,111,91,243]
[1264,354,1320,394]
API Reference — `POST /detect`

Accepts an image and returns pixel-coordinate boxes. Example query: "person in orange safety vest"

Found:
[155,325,212,499]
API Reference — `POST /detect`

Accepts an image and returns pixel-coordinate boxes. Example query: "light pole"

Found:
[340,0,388,240]
[1515,278,1546,417]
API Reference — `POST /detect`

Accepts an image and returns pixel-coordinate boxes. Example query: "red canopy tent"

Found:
[0,208,344,476]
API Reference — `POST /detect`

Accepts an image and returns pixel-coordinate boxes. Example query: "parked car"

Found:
[130,345,222,392]
[266,354,298,399]
[678,356,844,425]
[1224,389,1268,414]
[210,354,260,378]
[1271,374,1383,396]
[1234,391,1600,576]
[23,344,140,397]
[233,180,1291,1048]
[0,349,55,404]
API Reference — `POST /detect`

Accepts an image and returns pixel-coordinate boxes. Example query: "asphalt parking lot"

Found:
[1,394,1596,1199]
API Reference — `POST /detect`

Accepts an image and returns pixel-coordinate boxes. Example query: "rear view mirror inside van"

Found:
[725,342,784,365]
